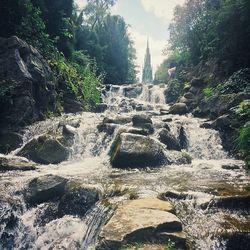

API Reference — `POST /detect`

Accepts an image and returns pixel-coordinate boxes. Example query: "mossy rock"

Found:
[18,135,69,164]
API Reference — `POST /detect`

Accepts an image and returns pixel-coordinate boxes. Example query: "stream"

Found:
[0,83,249,250]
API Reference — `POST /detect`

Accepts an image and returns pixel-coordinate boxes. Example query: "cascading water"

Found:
[0,83,249,250]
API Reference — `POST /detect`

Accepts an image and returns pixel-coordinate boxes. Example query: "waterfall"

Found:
[0,83,248,250]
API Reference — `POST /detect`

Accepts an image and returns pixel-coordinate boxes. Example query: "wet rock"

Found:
[103,116,131,125]
[160,191,189,200]
[221,164,241,170]
[98,198,185,250]
[97,123,116,135]
[220,232,250,250]
[190,78,206,88]
[212,115,231,130]
[132,114,153,126]
[170,151,192,165]
[26,174,68,205]
[178,127,188,149]
[63,98,83,113]
[110,133,167,168]
[0,132,23,154]
[124,86,143,98]
[18,135,69,164]
[126,128,149,136]
[62,125,76,136]
[58,184,101,217]
[212,195,250,210]
[160,109,169,115]
[33,202,59,227]
[158,129,181,151]
[162,118,173,123]
[0,36,57,129]
[200,122,212,129]
[169,103,188,115]
[0,155,36,171]
[94,103,108,113]
[183,92,195,100]
[199,93,250,118]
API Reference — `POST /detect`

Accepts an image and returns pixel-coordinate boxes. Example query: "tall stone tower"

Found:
[142,39,153,83]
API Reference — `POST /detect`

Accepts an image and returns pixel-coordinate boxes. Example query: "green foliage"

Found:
[164,241,176,250]
[217,69,250,94]
[203,87,215,99]
[236,123,250,168]
[233,100,250,121]
[165,79,183,103]
[169,0,250,71]
[154,51,190,83]
[49,52,102,111]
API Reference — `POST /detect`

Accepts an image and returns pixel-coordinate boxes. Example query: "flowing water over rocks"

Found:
[0,83,249,249]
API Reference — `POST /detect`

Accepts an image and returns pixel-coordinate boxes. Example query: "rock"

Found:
[189,86,200,94]
[162,118,172,123]
[169,151,192,165]
[62,125,76,136]
[0,36,56,129]
[178,127,188,149]
[94,103,108,113]
[0,132,23,154]
[132,114,153,126]
[58,184,101,217]
[110,133,167,168]
[183,92,195,99]
[158,129,181,151]
[160,191,189,200]
[63,99,83,113]
[212,115,231,130]
[190,78,206,88]
[103,116,131,125]
[123,198,175,213]
[25,174,68,205]
[126,128,149,136]
[169,103,188,115]
[221,164,241,170]
[98,198,185,250]
[18,135,69,164]
[200,122,212,129]
[220,232,250,250]
[213,195,250,210]
[97,123,116,135]
[0,154,36,171]
[199,93,250,118]
[124,86,143,98]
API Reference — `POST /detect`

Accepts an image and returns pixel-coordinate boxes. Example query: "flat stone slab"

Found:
[98,198,185,250]
[124,198,175,213]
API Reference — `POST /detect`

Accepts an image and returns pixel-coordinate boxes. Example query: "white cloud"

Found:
[140,0,185,21]
[128,28,166,80]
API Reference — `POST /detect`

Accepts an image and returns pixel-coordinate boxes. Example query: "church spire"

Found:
[142,38,153,83]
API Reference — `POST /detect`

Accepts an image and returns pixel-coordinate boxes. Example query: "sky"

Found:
[75,0,185,77]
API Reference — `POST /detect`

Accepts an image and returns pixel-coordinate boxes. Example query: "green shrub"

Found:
[164,241,176,250]
[236,123,250,168]
[203,87,215,99]
[48,52,102,111]
[165,79,183,103]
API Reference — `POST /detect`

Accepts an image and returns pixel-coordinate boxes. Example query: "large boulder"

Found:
[158,129,181,151]
[58,184,101,217]
[124,86,143,98]
[169,103,188,115]
[98,198,186,250]
[18,135,69,164]
[0,154,36,171]
[190,78,206,88]
[25,174,68,205]
[0,36,56,129]
[0,132,23,154]
[110,133,167,168]
[199,93,250,118]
